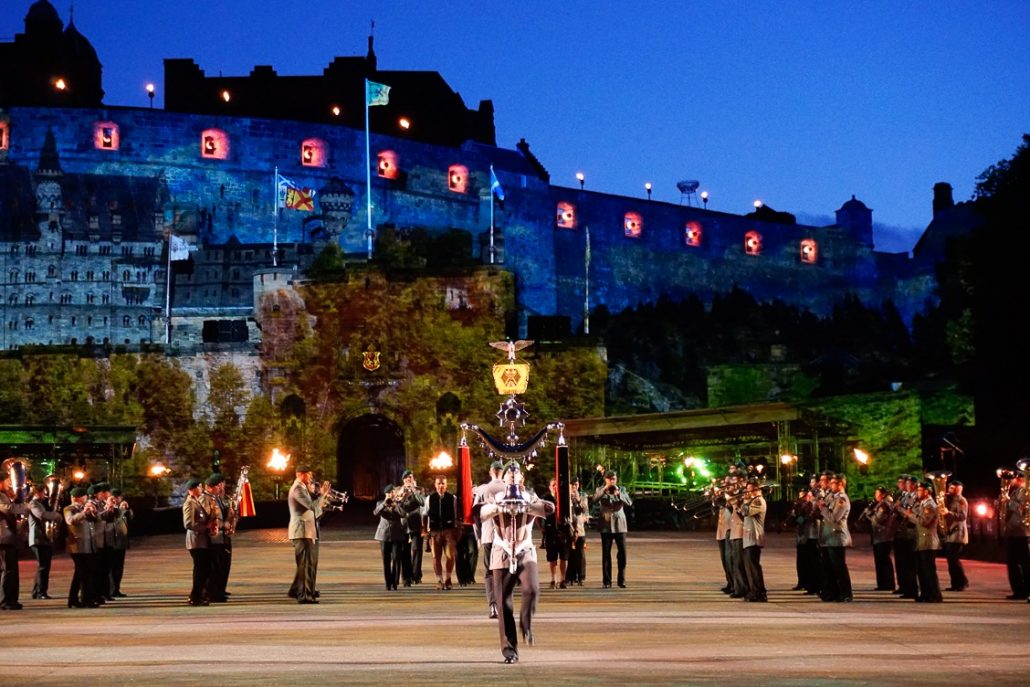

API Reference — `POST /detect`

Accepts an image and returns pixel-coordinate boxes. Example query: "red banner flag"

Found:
[460,444,473,525]
[238,478,256,517]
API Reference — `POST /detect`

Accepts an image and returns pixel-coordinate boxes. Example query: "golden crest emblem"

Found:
[362,345,381,371]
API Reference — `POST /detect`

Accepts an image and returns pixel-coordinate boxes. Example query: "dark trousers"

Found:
[916,549,943,601]
[492,560,538,661]
[818,546,837,600]
[380,540,403,588]
[743,545,766,599]
[31,544,53,597]
[481,542,496,607]
[600,532,627,586]
[208,543,229,600]
[291,538,317,601]
[1004,536,1030,597]
[0,544,19,606]
[408,533,423,583]
[943,542,968,590]
[109,547,127,595]
[794,541,805,587]
[728,538,748,596]
[188,548,210,603]
[894,537,918,596]
[718,538,733,588]
[872,541,896,590]
[96,547,113,600]
[826,546,852,600]
[799,540,821,593]
[566,536,586,584]
[69,552,98,606]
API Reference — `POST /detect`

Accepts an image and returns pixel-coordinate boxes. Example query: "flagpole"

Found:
[365,79,373,261]
[583,225,591,335]
[489,165,496,265]
[165,232,172,346]
[272,166,279,267]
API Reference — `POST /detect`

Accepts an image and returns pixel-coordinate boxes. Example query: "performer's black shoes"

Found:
[504,655,518,664]
[618,582,626,588]
[489,604,498,619]
[521,630,534,646]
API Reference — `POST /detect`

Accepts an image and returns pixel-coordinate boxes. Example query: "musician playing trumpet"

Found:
[399,470,426,586]
[902,479,942,602]
[64,487,100,608]
[0,470,29,610]
[28,482,64,600]
[478,462,554,664]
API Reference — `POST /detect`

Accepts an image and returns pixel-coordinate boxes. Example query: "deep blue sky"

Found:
[5,1,1029,252]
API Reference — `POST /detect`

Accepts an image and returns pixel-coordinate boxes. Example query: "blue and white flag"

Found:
[366,79,390,107]
[169,234,191,261]
[490,166,505,201]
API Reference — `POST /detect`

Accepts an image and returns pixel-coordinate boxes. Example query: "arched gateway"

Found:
[337,413,405,501]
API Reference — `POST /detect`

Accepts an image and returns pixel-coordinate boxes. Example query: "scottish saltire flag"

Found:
[366,79,390,107]
[277,173,316,211]
[168,234,191,261]
[490,165,505,201]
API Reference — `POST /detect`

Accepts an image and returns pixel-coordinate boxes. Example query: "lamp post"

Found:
[146,82,155,109]
[644,182,652,200]
[753,199,763,210]
[700,191,709,208]
[576,172,585,190]
[267,447,290,500]
[148,462,171,507]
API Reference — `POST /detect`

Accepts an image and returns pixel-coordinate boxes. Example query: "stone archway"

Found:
[337,413,405,501]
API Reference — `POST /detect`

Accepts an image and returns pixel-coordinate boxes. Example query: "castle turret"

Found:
[835,195,873,249]
[933,182,954,219]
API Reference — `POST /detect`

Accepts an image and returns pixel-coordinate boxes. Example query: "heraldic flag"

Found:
[277,173,316,211]
[169,234,191,261]
[238,475,257,518]
[366,79,390,107]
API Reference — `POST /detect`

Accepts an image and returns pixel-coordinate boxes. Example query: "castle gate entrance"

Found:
[337,413,405,501]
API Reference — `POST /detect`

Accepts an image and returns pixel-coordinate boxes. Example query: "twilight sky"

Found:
[4,0,1029,252]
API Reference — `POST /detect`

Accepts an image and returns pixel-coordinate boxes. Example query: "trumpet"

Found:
[323,483,349,511]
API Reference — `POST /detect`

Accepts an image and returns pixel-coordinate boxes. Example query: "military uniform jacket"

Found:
[593,486,633,534]
[201,492,227,545]
[0,491,26,546]
[893,490,917,541]
[1003,488,1028,538]
[870,499,895,545]
[400,490,426,534]
[480,490,554,570]
[727,498,745,540]
[28,496,63,547]
[183,493,211,550]
[64,503,98,554]
[907,496,941,551]
[91,499,117,549]
[373,499,407,542]
[473,478,504,544]
[944,495,968,545]
[819,492,852,547]
[740,495,766,548]
[716,500,729,541]
[571,489,588,537]
[288,480,322,541]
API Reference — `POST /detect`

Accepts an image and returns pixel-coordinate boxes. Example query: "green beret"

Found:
[205,473,225,487]
[401,469,413,479]
[604,470,616,478]
[96,482,110,492]
[950,479,964,487]
[490,460,505,471]
[86,485,97,496]
[384,484,394,495]
[296,465,312,474]
[110,488,123,497]
[70,487,87,498]
[185,478,202,490]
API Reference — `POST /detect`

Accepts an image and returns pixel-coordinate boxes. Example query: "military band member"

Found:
[942,480,969,592]
[90,482,117,603]
[716,470,734,594]
[474,460,505,616]
[892,474,919,599]
[541,478,570,589]
[374,484,406,590]
[1001,471,1029,600]
[479,463,555,664]
[399,469,426,586]
[725,473,748,599]
[183,478,212,606]
[739,479,767,602]
[107,488,132,598]
[0,473,27,610]
[288,466,328,604]
[593,470,633,589]
[818,473,852,602]
[565,476,588,587]
[28,482,63,600]
[424,476,460,590]
[866,486,896,592]
[203,475,230,602]
[905,480,943,602]
[64,487,100,608]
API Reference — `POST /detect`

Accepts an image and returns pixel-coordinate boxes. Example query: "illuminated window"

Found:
[744,230,762,255]
[0,121,8,151]
[624,212,643,238]
[556,202,576,229]
[93,121,119,150]
[684,221,703,247]
[301,138,327,167]
[377,150,399,179]
[200,128,229,160]
[447,164,469,193]
[800,238,818,263]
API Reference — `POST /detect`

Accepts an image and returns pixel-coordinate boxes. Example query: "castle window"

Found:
[71,316,77,326]
[25,271,36,283]
[122,246,133,256]
[86,270,95,281]
[800,239,818,264]
[24,318,33,330]
[201,128,229,160]
[377,150,400,179]
[48,265,56,278]
[25,294,34,305]
[447,164,469,193]
[144,246,155,257]
[102,271,110,281]
[556,202,576,229]
[61,293,72,304]
[76,244,88,255]
[684,221,703,247]
[26,245,36,256]
[744,230,762,256]
[8,269,17,282]
[89,215,100,229]
[102,294,109,304]
[122,315,130,327]
[301,138,327,167]
[0,121,7,150]
[7,294,16,305]
[86,293,95,304]
[99,245,112,255]
[9,244,18,255]
[138,316,147,328]
[624,212,643,238]
[122,270,131,281]
[70,270,78,281]
[93,122,120,151]
[87,316,93,326]
[112,214,122,227]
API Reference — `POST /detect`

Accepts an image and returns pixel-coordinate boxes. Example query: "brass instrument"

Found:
[1016,458,1030,530]
[997,466,1016,530]
[926,470,951,537]
[324,484,349,511]
[3,458,30,502]
[43,474,64,542]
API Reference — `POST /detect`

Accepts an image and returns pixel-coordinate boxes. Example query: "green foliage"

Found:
[306,242,347,282]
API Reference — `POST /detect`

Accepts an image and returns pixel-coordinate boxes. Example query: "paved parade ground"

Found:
[5,524,1028,686]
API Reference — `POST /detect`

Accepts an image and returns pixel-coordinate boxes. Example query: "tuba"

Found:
[997,466,1016,529]
[3,458,30,502]
[1016,458,1030,530]
[926,470,951,537]
[43,474,64,542]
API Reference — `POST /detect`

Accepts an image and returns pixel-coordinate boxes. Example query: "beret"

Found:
[604,470,616,478]
[110,488,123,497]
[490,460,505,471]
[70,487,87,497]
[185,478,202,490]
[950,479,964,487]
[401,469,413,479]
[296,465,312,474]
[205,473,225,487]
